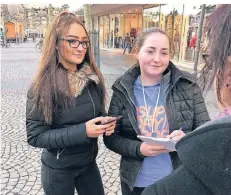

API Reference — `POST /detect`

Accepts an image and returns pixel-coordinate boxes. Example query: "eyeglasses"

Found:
[59,37,90,49]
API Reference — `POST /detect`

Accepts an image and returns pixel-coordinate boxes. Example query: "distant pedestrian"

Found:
[123,33,132,54]
[189,32,197,61]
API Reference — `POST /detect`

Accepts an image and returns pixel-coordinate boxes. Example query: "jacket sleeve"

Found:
[103,92,144,160]
[192,83,210,129]
[26,97,91,149]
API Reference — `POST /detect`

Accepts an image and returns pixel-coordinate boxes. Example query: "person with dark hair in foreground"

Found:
[142,5,231,195]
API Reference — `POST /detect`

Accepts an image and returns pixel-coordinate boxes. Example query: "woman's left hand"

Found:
[166,130,185,142]
[101,117,116,136]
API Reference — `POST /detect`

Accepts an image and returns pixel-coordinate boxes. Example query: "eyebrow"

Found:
[148,47,169,50]
[66,35,88,39]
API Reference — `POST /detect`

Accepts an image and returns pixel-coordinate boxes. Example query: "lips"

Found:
[73,54,83,58]
[150,65,162,67]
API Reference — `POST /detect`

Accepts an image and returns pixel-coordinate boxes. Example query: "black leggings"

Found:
[41,161,104,195]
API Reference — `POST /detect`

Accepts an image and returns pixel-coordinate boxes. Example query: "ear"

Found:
[225,76,231,88]
[225,56,231,87]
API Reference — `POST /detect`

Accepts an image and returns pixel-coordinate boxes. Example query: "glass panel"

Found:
[159,4,184,61]
[143,6,160,29]
[99,16,104,48]
[183,4,216,64]
[110,14,114,48]
[114,14,120,48]
[103,16,110,48]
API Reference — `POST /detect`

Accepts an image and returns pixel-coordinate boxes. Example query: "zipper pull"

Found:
[57,151,60,160]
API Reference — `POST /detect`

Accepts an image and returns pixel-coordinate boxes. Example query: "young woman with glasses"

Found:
[26,12,116,195]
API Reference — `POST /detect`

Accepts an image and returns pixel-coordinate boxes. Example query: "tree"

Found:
[1,4,8,45]
[83,4,91,32]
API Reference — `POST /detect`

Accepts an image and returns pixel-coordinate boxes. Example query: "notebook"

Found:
[137,135,176,151]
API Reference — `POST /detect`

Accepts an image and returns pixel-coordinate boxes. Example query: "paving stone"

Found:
[108,178,116,184]
[107,192,117,195]
[105,182,112,188]
[110,186,119,193]
[11,187,21,193]
[1,178,9,184]
[29,189,40,195]
[102,175,110,182]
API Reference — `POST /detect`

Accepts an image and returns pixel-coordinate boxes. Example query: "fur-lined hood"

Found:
[68,62,99,97]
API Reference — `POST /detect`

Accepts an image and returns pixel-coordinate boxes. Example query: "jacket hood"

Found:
[176,115,231,194]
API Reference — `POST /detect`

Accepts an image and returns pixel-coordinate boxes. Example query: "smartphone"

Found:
[97,116,123,125]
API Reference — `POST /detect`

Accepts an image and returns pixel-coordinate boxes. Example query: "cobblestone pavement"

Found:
[1,42,219,195]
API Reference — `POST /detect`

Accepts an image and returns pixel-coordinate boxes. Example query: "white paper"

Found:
[137,135,176,151]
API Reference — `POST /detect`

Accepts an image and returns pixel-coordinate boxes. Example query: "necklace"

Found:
[140,76,161,133]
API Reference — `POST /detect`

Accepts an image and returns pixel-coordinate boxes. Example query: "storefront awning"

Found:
[75,4,160,17]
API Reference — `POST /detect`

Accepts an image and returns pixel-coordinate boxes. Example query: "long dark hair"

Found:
[198,5,231,106]
[30,12,106,124]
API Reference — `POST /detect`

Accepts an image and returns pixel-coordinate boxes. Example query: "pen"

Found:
[179,125,184,131]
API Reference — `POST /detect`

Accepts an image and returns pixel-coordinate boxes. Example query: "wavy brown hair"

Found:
[198,5,231,107]
[30,12,106,124]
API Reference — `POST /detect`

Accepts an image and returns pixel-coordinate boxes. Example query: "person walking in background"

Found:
[123,33,132,54]
[142,5,231,195]
[104,27,210,195]
[26,11,116,195]
[189,31,197,61]
[131,36,137,54]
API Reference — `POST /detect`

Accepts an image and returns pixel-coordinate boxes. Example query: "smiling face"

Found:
[58,23,89,71]
[136,32,170,80]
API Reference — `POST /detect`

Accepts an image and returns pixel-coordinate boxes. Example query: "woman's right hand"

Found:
[140,142,169,157]
[85,117,115,138]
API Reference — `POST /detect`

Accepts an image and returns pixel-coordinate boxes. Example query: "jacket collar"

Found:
[113,61,197,93]
[67,62,99,97]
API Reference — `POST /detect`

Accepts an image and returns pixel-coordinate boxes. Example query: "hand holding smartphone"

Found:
[96,116,123,125]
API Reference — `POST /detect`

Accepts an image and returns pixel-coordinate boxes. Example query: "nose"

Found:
[76,43,84,51]
[153,52,161,63]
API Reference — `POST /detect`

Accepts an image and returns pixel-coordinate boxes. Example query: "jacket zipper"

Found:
[119,83,143,190]
[56,87,97,161]
[120,82,140,135]
[56,148,65,160]
[87,87,96,117]
[163,76,181,133]
[87,87,96,161]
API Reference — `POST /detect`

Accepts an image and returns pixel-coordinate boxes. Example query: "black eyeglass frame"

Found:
[59,37,90,49]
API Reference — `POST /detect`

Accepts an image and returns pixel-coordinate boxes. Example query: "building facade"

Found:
[76,4,216,64]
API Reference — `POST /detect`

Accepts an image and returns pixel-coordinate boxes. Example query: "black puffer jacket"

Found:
[103,61,210,191]
[26,74,104,169]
